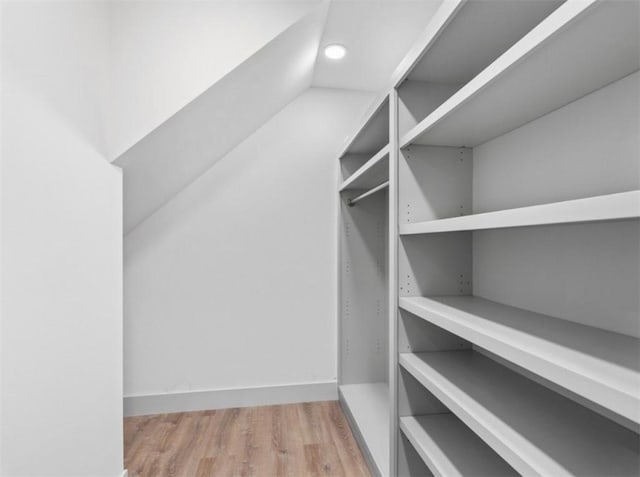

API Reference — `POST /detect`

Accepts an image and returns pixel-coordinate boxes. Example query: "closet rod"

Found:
[348,181,389,206]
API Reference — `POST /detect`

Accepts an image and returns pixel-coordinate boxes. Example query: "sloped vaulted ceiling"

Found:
[116,0,443,234]
[109,0,322,159]
[115,3,329,233]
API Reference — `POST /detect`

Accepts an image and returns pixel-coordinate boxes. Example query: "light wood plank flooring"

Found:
[124,401,372,477]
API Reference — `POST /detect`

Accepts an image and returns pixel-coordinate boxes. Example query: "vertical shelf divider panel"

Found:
[338,94,391,476]
[387,89,399,477]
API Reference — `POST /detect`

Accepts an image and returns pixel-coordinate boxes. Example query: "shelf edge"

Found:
[400,0,598,148]
[399,191,640,235]
[339,144,390,191]
[399,295,640,425]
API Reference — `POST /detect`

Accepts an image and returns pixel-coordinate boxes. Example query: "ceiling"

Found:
[313,0,442,91]
[115,0,443,233]
[109,0,320,159]
[116,4,328,233]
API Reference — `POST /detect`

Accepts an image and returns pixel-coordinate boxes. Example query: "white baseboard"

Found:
[124,381,337,417]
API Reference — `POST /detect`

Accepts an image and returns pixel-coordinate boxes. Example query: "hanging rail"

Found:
[348,181,390,206]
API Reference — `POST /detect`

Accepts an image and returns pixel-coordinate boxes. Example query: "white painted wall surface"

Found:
[109,0,320,159]
[0,2,123,476]
[124,88,374,401]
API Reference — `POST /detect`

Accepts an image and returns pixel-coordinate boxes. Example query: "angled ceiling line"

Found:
[118,3,329,234]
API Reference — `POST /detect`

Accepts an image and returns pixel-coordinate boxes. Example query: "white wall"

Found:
[123,88,374,406]
[1,2,123,476]
[109,0,320,159]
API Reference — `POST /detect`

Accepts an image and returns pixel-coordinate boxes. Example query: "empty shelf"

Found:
[400,351,640,476]
[400,414,516,477]
[339,383,389,476]
[406,0,561,85]
[342,94,389,156]
[340,145,390,191]
[400,295,640,425]
[401,0,639,147]
[400,191,640,235]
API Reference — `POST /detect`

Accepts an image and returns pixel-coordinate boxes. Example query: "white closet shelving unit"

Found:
[338,95,391,476]
[393,0,640,474]
[337,0,640,475]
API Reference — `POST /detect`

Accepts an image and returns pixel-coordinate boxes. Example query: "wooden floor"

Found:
[124,401,372,477]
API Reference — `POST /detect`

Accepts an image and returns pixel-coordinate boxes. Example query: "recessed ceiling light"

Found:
[324,44,347,60]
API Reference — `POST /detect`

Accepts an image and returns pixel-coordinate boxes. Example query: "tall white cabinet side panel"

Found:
[340,192,389,385]
[388,89,400,477]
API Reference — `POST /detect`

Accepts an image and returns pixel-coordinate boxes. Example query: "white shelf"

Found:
[400,351,640,476]
[401,0,639,147]
[400,295,640,425]
[400,414,516,477]
[340,145,389,191]
[339,383,389,476]
[400,191,640,235]
[406,0,561,85]
[341,95,389,156]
